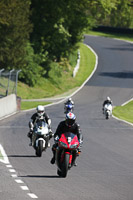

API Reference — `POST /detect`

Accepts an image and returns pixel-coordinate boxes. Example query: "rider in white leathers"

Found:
[102,97,113,114]
[27,105,53,146]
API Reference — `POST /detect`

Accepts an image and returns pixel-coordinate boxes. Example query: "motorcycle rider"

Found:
[102,96,113,113]
[64,97,74,113]
[27,105,53,146]
[50,112,83,165]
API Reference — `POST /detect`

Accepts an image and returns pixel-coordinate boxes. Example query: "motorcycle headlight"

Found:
[59,141,68,148]
[70,144,78,149]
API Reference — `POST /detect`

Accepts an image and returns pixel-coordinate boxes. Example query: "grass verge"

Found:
[18,42,96,110]
[113,100,133,124]
[21,101,51,110]
[19,32,133,121]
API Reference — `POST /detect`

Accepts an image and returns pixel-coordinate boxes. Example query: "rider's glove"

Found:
[79,139,83,146]
[54,135,59,143]
[49,129,54,139]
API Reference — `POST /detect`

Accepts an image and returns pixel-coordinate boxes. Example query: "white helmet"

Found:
[68,98,72,101]
[36,105,45,117]
[107,96,111,101]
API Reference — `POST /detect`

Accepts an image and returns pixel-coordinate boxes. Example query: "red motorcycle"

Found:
[55,132,80,177]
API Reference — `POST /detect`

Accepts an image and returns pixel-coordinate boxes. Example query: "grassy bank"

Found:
[20,42,96,109]
[18,43,95,100]
[19,32,133,113]
[113,100,133,124]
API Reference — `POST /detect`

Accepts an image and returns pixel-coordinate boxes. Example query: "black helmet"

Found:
[65,112,76,127]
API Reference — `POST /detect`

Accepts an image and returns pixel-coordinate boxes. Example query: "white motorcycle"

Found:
[103,103,112,119]
[32,120,50,157]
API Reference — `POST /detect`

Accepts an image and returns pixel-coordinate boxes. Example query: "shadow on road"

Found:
[8,155,36,158]
[19,175,61,178]
[99,71,133,79]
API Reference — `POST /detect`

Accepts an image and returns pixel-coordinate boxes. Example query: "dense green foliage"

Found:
[17,43,95,99]
[0,0,132,87]
[0,0,32,69]
[88,0,133,28]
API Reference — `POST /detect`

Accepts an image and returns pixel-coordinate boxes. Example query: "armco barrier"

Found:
[0,94,18,119]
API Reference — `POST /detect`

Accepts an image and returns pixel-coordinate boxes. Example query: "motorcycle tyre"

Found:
[36,140,43,157]
[106,112,109,120]
[57,169,62,177]
[61,153,69,178]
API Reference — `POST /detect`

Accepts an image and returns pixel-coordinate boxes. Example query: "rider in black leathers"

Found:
[64,97,74,113]
[50,112,83,165]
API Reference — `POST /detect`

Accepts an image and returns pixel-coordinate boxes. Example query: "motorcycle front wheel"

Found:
[57,169,62,177]
[61,153,70,178]
[36,140,43,157]
[106,112,109,119]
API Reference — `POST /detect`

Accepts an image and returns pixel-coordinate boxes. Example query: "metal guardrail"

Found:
[0,69,21,98]
[73,50,80,77]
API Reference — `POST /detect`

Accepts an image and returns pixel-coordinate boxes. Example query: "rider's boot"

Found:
[50,148,56,164]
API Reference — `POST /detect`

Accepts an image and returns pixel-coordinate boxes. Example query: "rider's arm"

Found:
[29,113,37,130]
[54,122,64,139]
[76,123,83,142]
[103,101,106,107]
[44,113,51,126]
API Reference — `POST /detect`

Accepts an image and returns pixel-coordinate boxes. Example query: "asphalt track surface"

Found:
[0,35,133,200]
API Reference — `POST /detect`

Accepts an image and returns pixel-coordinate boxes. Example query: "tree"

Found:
[110,0,133,28]
[30,0,90,62]
[0,0,32,70]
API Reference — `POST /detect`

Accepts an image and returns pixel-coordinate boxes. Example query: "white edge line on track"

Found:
[112,98,133,127]
[121,98,133,106]
[0,44,98,200]
[21,44,98,112]
[0,143,38,199]
[20,186,29,190]
[112,115,133,127]
[0,39,132,199]
[0,144,9,164]
[27,193,38,198]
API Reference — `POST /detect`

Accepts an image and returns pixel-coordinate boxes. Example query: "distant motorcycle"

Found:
[64,103,74,114]
[55,132,80,178]
[32,120,50,157]
[103,103,112,119]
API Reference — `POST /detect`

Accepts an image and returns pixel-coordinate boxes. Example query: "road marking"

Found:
[11,174,17,178]
[113,98,133,127]
[113,115,133,127]
[20,186,29,190]
[28,193,38,198]
[0,144,39,199]
[0,144,9,164]
[9,169,16,173]
[15,179,24,184]
[6,164,12,168]
[122,98,133,106]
